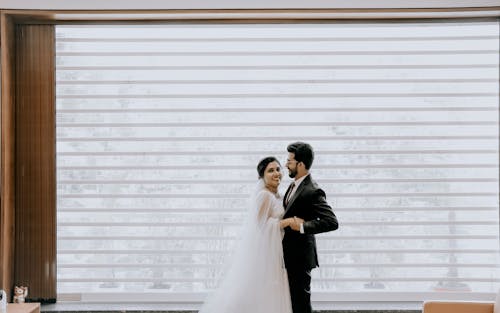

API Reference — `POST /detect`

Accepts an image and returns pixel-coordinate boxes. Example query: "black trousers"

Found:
[287,267,312,313]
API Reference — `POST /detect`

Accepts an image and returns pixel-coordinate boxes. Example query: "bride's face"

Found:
[264,161,282,189]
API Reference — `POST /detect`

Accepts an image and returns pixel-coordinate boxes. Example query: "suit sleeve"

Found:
[303,188,339,235]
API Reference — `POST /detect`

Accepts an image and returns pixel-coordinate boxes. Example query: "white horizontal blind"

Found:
[56,21,500,302]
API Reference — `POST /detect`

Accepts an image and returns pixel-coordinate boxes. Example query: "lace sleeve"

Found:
[255,190,274,224]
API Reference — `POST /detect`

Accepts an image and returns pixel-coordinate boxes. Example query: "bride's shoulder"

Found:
[255,189,276,198]
[256,189,281,201]
[256,189,272,197]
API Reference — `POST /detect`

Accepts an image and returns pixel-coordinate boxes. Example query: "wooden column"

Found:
[14,24,56,303]
[0,13,17,302]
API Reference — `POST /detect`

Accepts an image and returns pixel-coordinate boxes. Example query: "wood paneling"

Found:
[14,24,56,303]
[0,13,17,302]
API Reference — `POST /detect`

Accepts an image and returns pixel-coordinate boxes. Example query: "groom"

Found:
[282,142,339,313]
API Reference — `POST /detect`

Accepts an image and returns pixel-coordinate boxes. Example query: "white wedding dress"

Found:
[198,180,293,313]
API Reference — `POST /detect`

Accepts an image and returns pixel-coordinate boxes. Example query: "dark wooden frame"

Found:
[1,14,56,302]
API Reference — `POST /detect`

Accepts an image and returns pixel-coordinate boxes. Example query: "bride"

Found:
[199,157,295,313]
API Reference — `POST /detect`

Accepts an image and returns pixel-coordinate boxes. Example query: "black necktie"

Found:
[285,182,295,206]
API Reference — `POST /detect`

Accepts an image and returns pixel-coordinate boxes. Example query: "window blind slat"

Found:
[57,206,498,212]
[55,40,500,53]
[57,249,499,254]
[57,235,497,241]
[56,68,500,81]
[56,277,500,283]
[57,263,500,268]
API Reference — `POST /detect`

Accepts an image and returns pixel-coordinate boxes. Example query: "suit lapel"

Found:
[284,175,311,216]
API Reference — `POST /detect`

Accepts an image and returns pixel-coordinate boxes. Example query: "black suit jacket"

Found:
[282,174,338,270]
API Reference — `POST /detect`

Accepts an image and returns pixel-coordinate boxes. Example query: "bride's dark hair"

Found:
[257,156,281,179]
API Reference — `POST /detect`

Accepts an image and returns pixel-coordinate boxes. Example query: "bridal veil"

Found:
[198,180,292,313]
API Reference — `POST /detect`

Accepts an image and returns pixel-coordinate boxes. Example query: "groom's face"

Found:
[286,152,298,178]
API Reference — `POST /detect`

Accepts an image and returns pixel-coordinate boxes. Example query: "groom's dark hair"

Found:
[257,156,280,179]
[287,142,314,170]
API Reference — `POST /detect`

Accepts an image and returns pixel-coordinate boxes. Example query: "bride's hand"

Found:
[280,218,293,229]
[290,216,304,231]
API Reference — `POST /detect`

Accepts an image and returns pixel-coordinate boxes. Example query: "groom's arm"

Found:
[302,188,338,234]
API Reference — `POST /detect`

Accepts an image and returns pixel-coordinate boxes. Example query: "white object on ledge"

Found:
[0,289,7,313]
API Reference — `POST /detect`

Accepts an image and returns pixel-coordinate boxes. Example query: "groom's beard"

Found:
[288,168,297,178]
